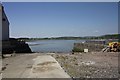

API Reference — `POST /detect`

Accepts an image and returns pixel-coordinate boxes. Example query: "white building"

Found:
[0,3,9,41]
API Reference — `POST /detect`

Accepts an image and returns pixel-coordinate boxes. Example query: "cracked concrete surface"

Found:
[2,53,70,78]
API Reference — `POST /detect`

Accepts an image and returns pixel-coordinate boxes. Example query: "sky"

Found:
[3,2,118,38]
[1,0,120,2]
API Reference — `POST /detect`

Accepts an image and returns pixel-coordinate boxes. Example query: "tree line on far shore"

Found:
[16,34,120,41]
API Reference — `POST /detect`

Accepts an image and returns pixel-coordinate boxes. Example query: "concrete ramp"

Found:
[28,55,70,78]
[2,54,70,78]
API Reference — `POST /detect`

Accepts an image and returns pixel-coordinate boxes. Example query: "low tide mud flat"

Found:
[53,52,119,78]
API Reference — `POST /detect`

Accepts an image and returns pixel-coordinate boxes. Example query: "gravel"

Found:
[53,52,119,78]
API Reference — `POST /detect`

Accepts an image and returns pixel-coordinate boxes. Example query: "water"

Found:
[27,40,85,53]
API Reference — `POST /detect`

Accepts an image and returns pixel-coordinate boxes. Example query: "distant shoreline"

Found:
[15,33,119,41]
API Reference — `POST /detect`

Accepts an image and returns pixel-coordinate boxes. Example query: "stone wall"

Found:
[2,39,32,54]
[73,43,105,52]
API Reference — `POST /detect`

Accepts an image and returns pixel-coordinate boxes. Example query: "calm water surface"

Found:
[27,40,85,53]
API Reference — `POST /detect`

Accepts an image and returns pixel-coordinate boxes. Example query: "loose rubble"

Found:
[53,52,118,78]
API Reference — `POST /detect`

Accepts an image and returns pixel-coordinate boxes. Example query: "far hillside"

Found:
[15,34,120,41]
[99,34,120,39]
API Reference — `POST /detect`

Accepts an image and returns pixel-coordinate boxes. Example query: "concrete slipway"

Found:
[2,53,70,78]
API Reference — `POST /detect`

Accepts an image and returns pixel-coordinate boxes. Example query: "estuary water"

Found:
[27,40,85,53]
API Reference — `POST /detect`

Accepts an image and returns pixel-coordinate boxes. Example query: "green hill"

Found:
[16,34,120,41]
